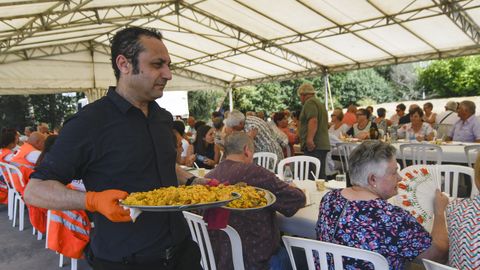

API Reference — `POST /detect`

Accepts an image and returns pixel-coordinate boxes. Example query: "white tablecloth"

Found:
[277,180,332,238]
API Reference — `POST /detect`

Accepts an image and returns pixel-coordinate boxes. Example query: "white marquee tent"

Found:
[0,0,479,101]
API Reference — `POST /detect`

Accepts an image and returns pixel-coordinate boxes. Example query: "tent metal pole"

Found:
[324,73,328,111]
[228,87,233,112]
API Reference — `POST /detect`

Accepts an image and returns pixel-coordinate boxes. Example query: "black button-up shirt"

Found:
[32,87,188,261]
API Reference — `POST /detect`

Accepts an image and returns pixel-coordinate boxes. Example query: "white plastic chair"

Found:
[435,164,478,199]
[253,152,278,172]
[335,143,358,174]
[0,161,16,221]
[423,259,458,270]
[464,144,480,168]
[0,162,26,231]
[282,236,389,270]
[399,143,443,168]
[183,211,244,270]
[277,156,320,181]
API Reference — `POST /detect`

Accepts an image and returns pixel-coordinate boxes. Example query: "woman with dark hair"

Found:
[273,111,298,157]
[346,108,379,139]
[397,107,434,141]
[423,102,437,126]
[374,107,392,136]
[186,125,220,169]
[0,128,19,162]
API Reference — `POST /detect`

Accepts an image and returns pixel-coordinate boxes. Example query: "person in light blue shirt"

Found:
[446,100,480,143]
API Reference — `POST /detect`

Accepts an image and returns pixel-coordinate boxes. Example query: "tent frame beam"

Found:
[436,0,480,44]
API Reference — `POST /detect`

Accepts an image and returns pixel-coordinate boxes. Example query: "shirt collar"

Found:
[464,114,476,124]
[106,86,133,115]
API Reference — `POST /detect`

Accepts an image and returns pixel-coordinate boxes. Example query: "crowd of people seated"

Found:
[1,94,480,270]
[327,99,480,144]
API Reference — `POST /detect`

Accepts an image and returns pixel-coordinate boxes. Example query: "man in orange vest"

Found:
[10,131,46,168]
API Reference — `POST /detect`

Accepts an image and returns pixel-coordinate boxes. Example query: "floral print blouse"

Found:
[315,189,432,270]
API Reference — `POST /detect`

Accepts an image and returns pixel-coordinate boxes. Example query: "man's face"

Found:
[300,93,311,104]
[187,117,195,126]
[24,127,31,136]
[396,107,404,116]
[457,105,471,121]
[125,36,172,102]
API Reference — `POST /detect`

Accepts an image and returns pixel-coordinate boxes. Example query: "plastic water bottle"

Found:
[408,131,416,142]
[283,166,293,183]
[389,126,398,143]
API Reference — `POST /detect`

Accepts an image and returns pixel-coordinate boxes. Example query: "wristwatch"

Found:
[186,175,197,186]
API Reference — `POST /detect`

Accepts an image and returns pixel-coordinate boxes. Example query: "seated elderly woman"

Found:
[316,141,449,269]
[397,107,434,141]
[446,153,480,270]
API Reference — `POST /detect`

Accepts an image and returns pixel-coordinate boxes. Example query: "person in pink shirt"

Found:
[342,104,357,127]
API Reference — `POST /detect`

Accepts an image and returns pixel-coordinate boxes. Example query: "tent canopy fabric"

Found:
[0,0,479,95]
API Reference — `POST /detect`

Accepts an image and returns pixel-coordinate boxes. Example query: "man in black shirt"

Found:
[24,27,203,270]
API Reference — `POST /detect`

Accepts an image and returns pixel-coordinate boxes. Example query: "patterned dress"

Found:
[447,195,480,270]
[316,189,431,270]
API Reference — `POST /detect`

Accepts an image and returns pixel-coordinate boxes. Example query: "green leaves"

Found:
[418,56,480,97]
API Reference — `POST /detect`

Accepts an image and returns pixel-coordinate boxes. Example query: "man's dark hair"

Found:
[194,121,206,131]
[172,120,186,136]
[110,27,163,81]
[211,111,222,119]
[377,108,386,118]
[397,103,406,111]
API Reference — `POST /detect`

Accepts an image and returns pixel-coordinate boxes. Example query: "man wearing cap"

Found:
[297,83,330,179]
[435,100,460,139]
[445,100,480,143]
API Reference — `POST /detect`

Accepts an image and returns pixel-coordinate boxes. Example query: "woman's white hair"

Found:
[348,141,397,187]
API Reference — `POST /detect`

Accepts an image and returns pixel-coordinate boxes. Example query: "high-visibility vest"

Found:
[0,148,12,204]
[10,143,37,168]
[47,209,91,259]
[47,184,91,259]
[18,168,48,234]
[0,148,12,163]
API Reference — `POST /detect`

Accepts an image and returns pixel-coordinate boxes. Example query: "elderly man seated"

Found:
[445,100,480,143]
[206,132,305,270]
[10,131,46,168]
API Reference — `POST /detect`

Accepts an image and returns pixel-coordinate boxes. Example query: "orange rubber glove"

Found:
[85,190,132,222]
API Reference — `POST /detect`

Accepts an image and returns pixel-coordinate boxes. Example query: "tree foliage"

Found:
[0,95,30,130]
[229,82,291,114]
[188,90,225,121]
[418,56,480,97]
[0,93,78,131]
[329,69,397,106]
[29,94,78,130]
